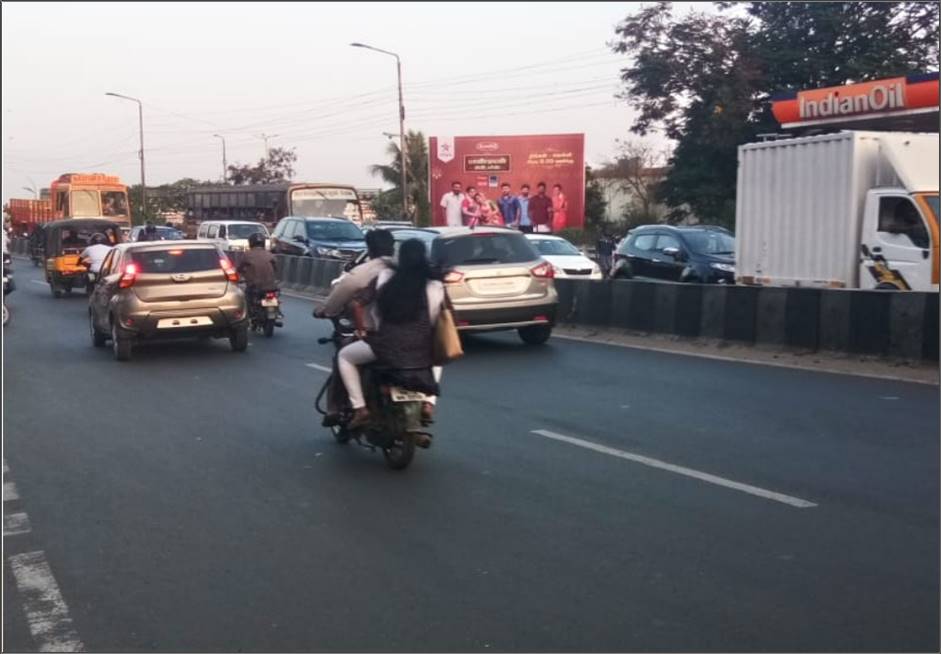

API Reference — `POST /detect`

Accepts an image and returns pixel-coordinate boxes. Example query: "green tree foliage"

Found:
[129,178,215,225]
[611,1,939,228]
[369,130,430,226]
[227,147,297,185]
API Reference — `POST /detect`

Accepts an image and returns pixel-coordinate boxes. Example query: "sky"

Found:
[1,2,704,202]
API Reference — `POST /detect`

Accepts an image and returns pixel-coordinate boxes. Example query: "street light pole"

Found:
[106,92,146,221]
[213,134,228,183]
[257,133,278,159]
[351,42,408,220]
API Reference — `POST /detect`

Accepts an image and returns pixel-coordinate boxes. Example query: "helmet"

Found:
[248,232,266,249]
[91,232,107,245]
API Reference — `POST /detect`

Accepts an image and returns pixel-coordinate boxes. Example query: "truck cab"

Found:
[860,189,939,290]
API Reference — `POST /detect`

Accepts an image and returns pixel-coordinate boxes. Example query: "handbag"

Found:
[433,292,464,365]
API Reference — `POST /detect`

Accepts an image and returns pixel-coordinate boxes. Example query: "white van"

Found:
[196,220,271,252]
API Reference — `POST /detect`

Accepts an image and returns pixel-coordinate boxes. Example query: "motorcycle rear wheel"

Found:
[263,318,275,338]
[383,434,416,470]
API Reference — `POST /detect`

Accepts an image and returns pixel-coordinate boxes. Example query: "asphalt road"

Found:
[3,261,939,653]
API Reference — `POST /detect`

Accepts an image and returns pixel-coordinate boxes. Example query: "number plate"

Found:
[157,316,213,329]
[389,387,429,403]
[260,298,279,307]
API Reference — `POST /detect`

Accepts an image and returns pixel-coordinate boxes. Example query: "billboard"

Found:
[429,134,585,228]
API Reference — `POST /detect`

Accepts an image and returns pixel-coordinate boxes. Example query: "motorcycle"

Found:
[3,251,14,327]
[248,288,283,337]
[314,318,433,470]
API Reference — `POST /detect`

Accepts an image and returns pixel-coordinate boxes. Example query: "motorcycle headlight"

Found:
[710,263,735,273]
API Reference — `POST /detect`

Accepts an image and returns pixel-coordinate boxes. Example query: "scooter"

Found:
[3,251,14,327]
[314,318,433,470]
[248,288,284,337]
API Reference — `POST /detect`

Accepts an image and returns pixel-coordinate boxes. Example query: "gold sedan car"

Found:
[88,241,248,361]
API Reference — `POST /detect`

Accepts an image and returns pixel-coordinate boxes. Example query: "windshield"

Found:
[684,230,735,255]
[226,224,268,239]
[101,191,129,217]
[306,221,364,242]
[923,195,939,223]
[432,232,539,266]
[131,248,221,273]
[291,188,362,220]
[71,190,100,217]
[530,238,580,256]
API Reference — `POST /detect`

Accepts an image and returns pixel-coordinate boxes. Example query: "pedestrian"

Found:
[462,186,481,226]
[596,231,616,277]
[496,183,520,228]
[528,182,553,233]
[516,184,532,233]
[439,181,465,228]
[551,184,568,233]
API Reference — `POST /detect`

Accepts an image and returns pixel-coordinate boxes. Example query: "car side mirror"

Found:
[662,246,680,258]
[294,235,308,244]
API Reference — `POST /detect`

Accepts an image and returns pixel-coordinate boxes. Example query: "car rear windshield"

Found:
[684,231,735,255]
[130,248,221,273]
[432,232,539,266]
[529,237,580,256]
[226,224,267,239]
[306,221,364,242]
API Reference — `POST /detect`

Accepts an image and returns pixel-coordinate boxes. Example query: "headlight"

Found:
[552,265,564,276]
[591,264,601,275]
[710,263,735,273]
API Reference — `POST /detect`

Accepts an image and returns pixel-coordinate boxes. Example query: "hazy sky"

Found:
[2,2,702,201]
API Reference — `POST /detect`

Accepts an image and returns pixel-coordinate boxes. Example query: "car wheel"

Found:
[518,325,552,345]
[90,312,107,347]
[111,321,132,361]
[229,325,248,352]
[611,261,633,279]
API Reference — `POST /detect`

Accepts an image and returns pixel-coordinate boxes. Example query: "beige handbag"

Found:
[433,293,464,365]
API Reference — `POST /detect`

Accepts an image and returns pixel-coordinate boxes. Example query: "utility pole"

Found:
[106,92,147,221]
[351,43,408,220]
[257,133,278,159]
[213,134,228,183]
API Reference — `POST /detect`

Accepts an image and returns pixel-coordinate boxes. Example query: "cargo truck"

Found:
[735,131,939,291]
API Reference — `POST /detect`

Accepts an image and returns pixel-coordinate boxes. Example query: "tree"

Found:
[128,177,216,225]
[583,166,608,233]
[610,2,939,228]
[227,147,297,185]
[369,130,430,226]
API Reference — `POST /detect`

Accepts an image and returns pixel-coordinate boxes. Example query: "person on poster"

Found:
[496,183,520,227]
[516,184,532,232]
[462,186,481,226]
[551,184,568,233]
[439,181,465,227]
[528,182,553,233]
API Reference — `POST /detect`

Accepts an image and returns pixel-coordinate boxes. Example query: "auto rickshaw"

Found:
[44,219,123,298]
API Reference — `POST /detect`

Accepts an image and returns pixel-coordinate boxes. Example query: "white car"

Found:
[525,234,603,280]
[196,220,271,252]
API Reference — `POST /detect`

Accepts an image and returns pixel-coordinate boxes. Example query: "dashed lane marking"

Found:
[9,551,85,652]
[4,512,32,537]
[4,480,20,501]
[306,363,332,373]
[532,429,817,509]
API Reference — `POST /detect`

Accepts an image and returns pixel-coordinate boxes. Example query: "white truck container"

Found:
[735,131,939,291]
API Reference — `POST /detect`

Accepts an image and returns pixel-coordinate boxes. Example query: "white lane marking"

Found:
[30,280,47,285]
[2,457,8,473]
[4,480,20,501]
[9,551,85,652]
[306,363,332,373]
[532,429,817,509]
[4,511,32,536]
[879,396,900,400]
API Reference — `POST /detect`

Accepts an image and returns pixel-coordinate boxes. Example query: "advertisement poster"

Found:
[429,134,585,228]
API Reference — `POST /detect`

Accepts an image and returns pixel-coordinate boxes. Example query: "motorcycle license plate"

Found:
[389,387,428,403]
[260,298,279,307]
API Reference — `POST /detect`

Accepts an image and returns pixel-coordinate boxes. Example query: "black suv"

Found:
[612,225,735,283]
[270,217,366,260]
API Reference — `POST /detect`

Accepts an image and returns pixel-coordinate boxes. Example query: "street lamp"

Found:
[213,134,228,183]
[257,133,278,159]
[105,92,146,220]
[351,42,407,219]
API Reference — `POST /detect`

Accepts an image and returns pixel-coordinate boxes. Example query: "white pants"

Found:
[337,340,442,409]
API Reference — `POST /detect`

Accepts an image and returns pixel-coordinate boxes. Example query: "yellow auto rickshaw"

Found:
[44,219,123,298]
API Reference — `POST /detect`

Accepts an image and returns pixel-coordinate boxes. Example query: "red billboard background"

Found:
[429,134,585,228]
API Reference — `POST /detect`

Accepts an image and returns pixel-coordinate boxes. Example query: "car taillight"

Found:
[220,257,239,282]
[530,262,554,279]
[265,291,277,300]
[443,270,464,284]
[118,263,138,288]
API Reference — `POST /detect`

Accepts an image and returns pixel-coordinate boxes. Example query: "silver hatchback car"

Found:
[88,241,248,361]
[428,227,558,344]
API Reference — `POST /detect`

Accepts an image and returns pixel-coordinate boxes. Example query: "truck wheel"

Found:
[518,325,552,345]
[112,322,133,361]
[229,325,248,352]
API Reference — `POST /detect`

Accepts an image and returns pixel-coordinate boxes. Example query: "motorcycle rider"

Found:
[78,233,113,275]
[314,229,395,426]
[137,222,160,241]
[237,232,278,310]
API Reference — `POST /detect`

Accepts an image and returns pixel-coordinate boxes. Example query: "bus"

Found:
[7,173,131,235]
[183,182,363,237]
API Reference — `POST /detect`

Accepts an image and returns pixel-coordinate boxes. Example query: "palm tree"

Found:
[369,130,430,225]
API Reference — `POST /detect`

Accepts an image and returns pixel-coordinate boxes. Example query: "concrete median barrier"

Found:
[293,257,313,291]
